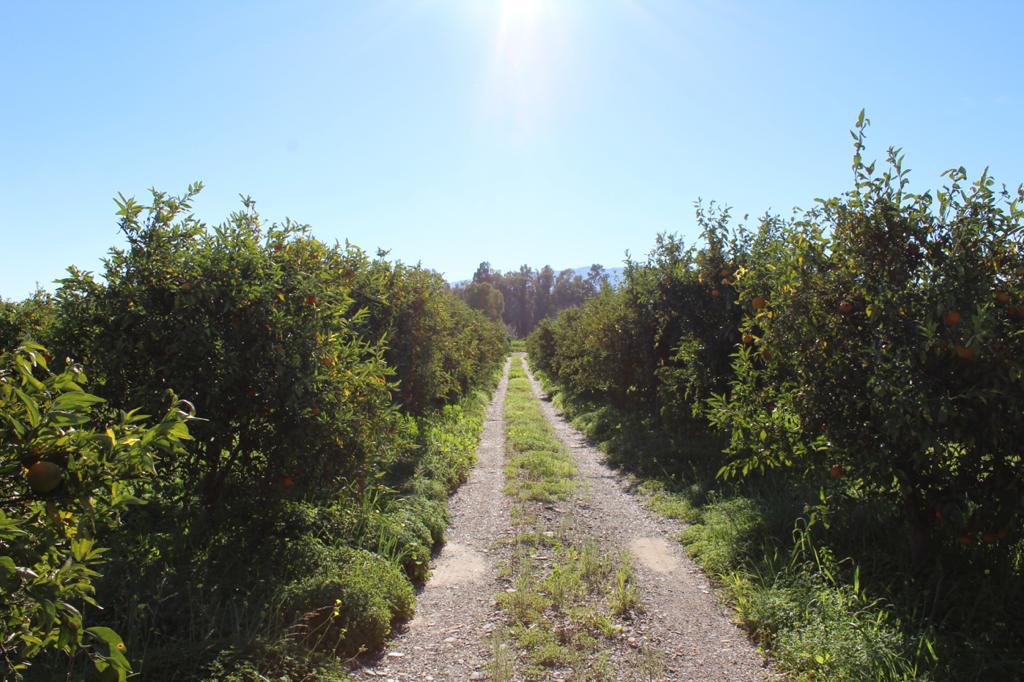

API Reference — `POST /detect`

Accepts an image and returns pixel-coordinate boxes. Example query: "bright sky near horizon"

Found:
[2,1,1022,300]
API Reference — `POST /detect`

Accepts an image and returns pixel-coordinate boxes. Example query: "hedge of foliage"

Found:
[1,187,507,680]
[529,117,1024,678]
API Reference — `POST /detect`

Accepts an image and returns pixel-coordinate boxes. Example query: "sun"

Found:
[486,0,567,137]
[496,0,554,63]
[499,0,548,27]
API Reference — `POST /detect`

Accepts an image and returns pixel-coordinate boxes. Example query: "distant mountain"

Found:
[449,265,624,288]
[571,265,625,286]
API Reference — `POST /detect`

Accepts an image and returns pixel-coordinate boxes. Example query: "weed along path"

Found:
[356,358,514,681]
[518,356,772,681]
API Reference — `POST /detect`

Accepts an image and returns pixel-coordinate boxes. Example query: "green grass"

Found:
[492,356,660,680]
[634,479,701,523]
[502,359,578,502]
[608,554,643,617]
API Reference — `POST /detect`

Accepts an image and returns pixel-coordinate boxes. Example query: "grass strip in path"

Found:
[489,355,665,682]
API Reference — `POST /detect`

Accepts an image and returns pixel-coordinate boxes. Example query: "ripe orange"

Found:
[321,357,335,367]
[180,282,192,292]
[281,475,295,489]
[719,268,730,278]
[838,301,855,316]
[751,296,767,309]
[304,295,318,306]
[954,345,975,360]
[1008,305,1024,320]
[830,464,843,478]
[959,533,973,546]
[711,289,721,297]
[26,461,63,494]
[943,310,962,327]
[742,334,754,345]
[981,532,999,545]
[995,291,1011,305]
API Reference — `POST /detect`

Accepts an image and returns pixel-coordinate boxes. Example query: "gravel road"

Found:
[353,355,775,681]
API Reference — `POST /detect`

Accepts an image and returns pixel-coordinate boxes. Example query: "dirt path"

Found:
[521,359,773,681]
[354,355,772,681]
[355,358,513,681]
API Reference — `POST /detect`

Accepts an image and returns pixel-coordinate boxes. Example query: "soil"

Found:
[353,355,775,680]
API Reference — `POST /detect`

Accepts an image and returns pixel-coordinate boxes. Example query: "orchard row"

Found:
[1,187,507,679]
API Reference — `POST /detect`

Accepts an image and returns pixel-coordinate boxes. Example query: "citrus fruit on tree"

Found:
[26,460,63,494]
[954,345,975,360]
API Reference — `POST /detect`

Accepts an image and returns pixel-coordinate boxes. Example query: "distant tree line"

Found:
[456,262,608,337]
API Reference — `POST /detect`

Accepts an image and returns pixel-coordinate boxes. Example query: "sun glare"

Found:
[500,0,547,25]
[486,0,569,138]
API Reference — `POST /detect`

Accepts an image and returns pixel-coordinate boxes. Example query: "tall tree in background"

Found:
[458,262,607,337]
[462,281,504,322]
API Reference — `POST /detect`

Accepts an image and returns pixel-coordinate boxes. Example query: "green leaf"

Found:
[71,538,95,563]
[0,411,27,438]
[86,626,124,649]
[52,391,106,412]
[13,388,41,428]
[88,626,131,679]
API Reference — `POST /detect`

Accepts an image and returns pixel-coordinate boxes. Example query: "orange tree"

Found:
[529,206,747,432]
[0,292,56,355]
[1,344,191,679]
[51,186,398,507]
[643,206,749,425]
[41,189,407,670]
[38,186,507,673]
[344,254,507,415]
[711,115,1024,564]
[0,301,17,352]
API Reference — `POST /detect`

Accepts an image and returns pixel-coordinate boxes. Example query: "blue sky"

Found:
[2,1,1022,300]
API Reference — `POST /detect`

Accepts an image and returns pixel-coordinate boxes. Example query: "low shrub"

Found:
[204,641,352,682]
[681,496,765,575]
[278,547,414,658]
